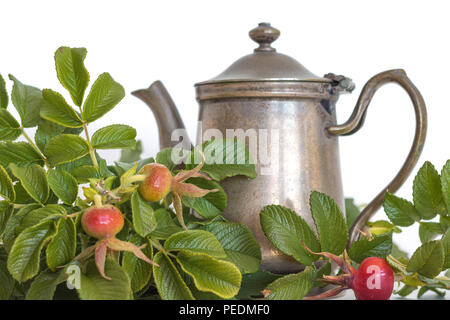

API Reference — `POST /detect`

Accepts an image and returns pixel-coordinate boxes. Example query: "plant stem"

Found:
[21,128,51,168]
[66,211,82,219]
[124,175,146,184]
[150,238,175,258]
[93,194,103,207]
[82,121,99,170]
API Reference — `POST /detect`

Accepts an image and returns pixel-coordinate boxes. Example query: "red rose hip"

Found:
[81,205,124,239]
[351,257,395,300]
[138,163,173,202]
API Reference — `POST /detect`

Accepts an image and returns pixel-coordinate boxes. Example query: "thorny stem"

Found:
[21,128,51,168]
[82,121,99,170]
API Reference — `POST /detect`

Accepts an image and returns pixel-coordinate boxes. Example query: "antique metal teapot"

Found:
[133,23,427,274]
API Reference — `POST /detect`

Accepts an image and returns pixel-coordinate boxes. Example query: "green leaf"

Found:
[413,161,446,219]
[122,234,153,293]
[164,230,226,258]
[263,267,314,300]
[345,198,360,230]
[181,177,227,219]
[0,260,15,300]
[202,221,261,274]
[120,140,142,163]
[0,164,15,201]
[310,191,348,255]
[176,251,241,299]
[236,269,282,299]
[442,229,450,269]
[186,138,257,181]
[0,201,14,236]
[5,204,64,253]
[98,158,114,179]
[396,285,416,297]
[9,163,49,204]
[0,74,8,109]
[82,73,125,123]
[7,220,56,282]
[149,208,183,240]
[441,215,450,233]
[367,220,402,235]
[45,134,90,166]
[348,232,393,263]
[17,205,65,234]
[383,192,420,226]
[417,286,446,298]
[131,191,157,237]
[407,240,444,278]
[156,147,184,171]
[8,75,41,127]
[313,262,332,287]
[153,251,194,300]
[419,222,443,243]
[0,142,44,168]
[25,269,64,300]
[114,158,154,177]
[2,204,42,252]
[13,182,35,204]
[441,160,450,214]
[77,258,132,300]
[0,109,21,141]
[35,120,82,154]
[40,89,83,128]
[55,153,92,173]
[91,124,136,149]
[136,157,155,172]
[46,218,76,271]
[71,165,99,183]
[35,119,65,152]
[54,47,89,107]
[417,273,450,290]
[184,213,223,228]
[47,169,78,205]
[260,205,320,265]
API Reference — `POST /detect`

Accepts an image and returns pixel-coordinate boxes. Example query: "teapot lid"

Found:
[195,23,332,85]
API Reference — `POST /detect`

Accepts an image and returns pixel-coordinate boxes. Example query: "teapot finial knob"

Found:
[249,22,280,52]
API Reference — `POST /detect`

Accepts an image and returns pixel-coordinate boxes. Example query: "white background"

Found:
[1,0,449,257]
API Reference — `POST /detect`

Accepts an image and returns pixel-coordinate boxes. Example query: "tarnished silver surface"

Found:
[197,90,344,273]
[196,22,331,85]
[133,23,427,275]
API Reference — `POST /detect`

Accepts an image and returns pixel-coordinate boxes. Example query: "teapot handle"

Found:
[327,69,427,246]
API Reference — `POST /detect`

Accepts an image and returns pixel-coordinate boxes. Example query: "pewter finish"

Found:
[197,94,343,273]
[196,23,330,85]
[133,23,427,274]
[196,81,333,101]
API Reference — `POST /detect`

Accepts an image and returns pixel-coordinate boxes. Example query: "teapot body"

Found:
[196,81,344,273]
[134,23,427,276]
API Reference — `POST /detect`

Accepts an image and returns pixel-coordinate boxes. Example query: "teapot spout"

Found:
[132,81,192,150]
